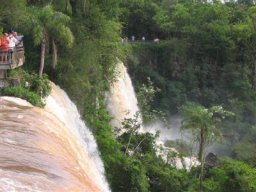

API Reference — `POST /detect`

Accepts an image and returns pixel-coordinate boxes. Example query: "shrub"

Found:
[1,86,45,107]
[8,69,51,98]
[2,69,51,108]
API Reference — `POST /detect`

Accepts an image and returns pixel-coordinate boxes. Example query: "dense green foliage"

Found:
[87,103,193,192]
[1,0,256,191]
[1,86,44,107]
[203,159,256,192]
[0,69,51,107]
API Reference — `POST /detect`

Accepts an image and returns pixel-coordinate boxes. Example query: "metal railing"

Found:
[0,46,25,70]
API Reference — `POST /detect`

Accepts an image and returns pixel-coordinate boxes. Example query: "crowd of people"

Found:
[0,30,23,62]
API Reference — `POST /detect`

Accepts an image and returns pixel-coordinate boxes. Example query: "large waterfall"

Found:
[0,83,110,192]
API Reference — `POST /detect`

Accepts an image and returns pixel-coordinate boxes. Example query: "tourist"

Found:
[154,38,160,43]
[8,33,17,51]
[13,32,24,48]
[0,33,9,62]
[7,33,17,62]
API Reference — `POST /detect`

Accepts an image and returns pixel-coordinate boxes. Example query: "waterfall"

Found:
[0,83,110,192]
[107,62,142,133]
[46,83,110,191]
[107,62,199,170]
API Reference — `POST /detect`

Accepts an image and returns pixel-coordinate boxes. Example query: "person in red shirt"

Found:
[0,33,9,62]
[0,38,1,61]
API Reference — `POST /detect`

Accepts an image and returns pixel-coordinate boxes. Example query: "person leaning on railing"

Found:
[8,33,17,50]
[8,33,18,62]
[0,33,9,62]
[13,32,24,48]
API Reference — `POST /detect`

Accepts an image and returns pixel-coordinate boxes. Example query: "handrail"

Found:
[0,46,25,69]
[0,47,24,54]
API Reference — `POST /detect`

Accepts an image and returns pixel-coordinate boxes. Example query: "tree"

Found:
[180,103,234,191]
[136,77,166,123]
[29,5,74,77]
[27,0,72,14]
[0,0,26,28]
[239,5,256,89]
[120,0,162,39]
[204,158,256,192]
[120,112,142,156]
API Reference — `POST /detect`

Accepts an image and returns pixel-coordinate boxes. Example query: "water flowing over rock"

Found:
[0,83,110,192]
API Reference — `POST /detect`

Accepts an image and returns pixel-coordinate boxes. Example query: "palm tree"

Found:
[180,103,234,191]
[29,5,74,77]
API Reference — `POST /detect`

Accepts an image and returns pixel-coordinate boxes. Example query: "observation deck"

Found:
[0,47,25,70]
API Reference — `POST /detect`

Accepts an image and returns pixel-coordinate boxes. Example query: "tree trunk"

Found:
[199,127,206,192]
[253,60,256,89]
[198,128,205,163]
[133,137,146,152]
[82,0,86,12]
[64,0,72,14]
[45,34,50,54]
[125,131,134,156]
[39,38,46,77]
[65,0,69,13]
[52,39,58,69]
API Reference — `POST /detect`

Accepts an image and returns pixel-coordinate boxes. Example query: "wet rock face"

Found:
[205,152,219,169]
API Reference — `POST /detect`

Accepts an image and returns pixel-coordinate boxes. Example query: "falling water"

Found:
[107,62,142,133]
[0,83,110,192]
[46,83,110,191]
[107,62,199,170]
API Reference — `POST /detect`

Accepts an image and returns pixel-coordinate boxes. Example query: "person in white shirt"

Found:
[7,33,18,62]
[13,32,24,48]
[8,34,17,50]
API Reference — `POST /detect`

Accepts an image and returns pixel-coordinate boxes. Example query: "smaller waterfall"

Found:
[107,62,199,170]
[107,62,142,133]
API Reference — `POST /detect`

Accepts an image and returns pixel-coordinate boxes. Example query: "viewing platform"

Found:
[0,47,25,87]
[0,47,25,70]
